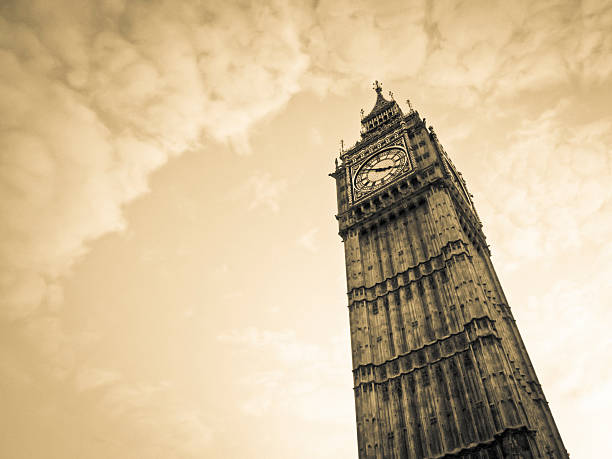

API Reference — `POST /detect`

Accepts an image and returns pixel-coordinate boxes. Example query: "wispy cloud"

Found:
[218,327,352,423]
[519,272,612,458]
[96,379,214,456]
[478,109,612,267]
[297,227,320,252]
[243,172,288,213]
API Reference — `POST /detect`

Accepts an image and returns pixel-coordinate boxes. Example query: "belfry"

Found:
[330,83,567,458]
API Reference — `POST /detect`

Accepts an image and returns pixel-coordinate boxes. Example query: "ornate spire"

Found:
[361,80,402,127]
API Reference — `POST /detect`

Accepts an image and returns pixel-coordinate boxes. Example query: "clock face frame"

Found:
[352,147,410,199]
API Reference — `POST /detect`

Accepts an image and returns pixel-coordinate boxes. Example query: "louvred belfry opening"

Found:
[329,83,568,459]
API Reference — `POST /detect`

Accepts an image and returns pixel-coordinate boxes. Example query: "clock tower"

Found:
[330,83,568,458]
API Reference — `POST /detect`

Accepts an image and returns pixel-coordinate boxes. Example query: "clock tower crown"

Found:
[360,80,404,137]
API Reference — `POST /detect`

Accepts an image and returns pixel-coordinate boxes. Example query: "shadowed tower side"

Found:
[330,83,568,458]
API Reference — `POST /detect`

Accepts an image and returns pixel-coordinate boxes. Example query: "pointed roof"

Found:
[362,81,396,123]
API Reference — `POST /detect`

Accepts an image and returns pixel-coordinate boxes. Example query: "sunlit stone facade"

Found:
[330,84,568,458]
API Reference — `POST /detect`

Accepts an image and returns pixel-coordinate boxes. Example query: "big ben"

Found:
[330,82,568,458]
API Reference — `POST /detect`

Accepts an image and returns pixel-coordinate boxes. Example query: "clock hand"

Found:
[371,166,393,172]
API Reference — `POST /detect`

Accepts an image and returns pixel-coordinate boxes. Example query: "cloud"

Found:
[243,172,288,213]
[76,368,122,392]
[218,327,323,364]
[96,379,213,457]
[295,0,427,94]
[0,0,310,322]
[297,227,319,252]
[3,0,609,324]
[218,327,352,423]
[477,109,612,267]
[239,370,283,416]
[418,0,612,105]
[0,1,309,456]
[519,272,612,458]
[309,127,323,145]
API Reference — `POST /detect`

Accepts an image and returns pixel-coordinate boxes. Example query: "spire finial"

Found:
[340,139,344,153]
[373,80,382,94]
[388,91,394,100]
[360,108,364,120]
[406,99,413,112]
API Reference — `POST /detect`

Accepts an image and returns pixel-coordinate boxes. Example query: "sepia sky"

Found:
[1,0,611,457]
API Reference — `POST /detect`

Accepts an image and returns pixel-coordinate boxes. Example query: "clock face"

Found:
[354,148,408,194]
